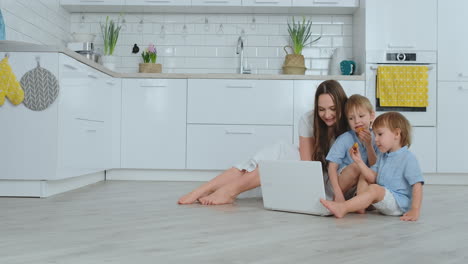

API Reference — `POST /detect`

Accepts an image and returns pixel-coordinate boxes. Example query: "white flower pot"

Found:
[102,55,118,71]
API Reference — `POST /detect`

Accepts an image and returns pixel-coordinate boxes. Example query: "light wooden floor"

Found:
[1,181,467,264]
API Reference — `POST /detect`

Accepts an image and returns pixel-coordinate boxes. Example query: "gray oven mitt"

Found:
[20,63,59,111]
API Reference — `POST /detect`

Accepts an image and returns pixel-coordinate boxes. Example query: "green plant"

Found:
[100,16,122,56]
[141,43,157,63]
[287,17,321,55]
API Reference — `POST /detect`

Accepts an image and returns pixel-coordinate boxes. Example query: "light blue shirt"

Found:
[371,146,424,212]
[326,130,379,170]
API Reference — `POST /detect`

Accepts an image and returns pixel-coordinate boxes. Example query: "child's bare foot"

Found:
[198,189,235,205]
[320,199,347,218]
[178,190,211,204]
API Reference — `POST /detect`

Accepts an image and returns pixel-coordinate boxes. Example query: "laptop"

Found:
[258,160,331,216]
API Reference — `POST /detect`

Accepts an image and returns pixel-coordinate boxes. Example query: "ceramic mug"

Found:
[340,60,356,75]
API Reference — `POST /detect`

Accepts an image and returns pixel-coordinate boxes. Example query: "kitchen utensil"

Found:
[67,42,94,52]
[340,60,356,75]
[71,32,96,42]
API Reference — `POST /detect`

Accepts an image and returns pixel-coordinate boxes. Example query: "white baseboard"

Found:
[0,172,105,197]
[106,169,223,181]
[424,173,468,185]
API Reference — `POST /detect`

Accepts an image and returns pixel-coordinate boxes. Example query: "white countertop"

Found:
[0,41,365,81]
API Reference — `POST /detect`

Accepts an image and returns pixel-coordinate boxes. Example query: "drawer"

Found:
[242,0,291,6]
[186,124,293,170]
[188,79,293,125]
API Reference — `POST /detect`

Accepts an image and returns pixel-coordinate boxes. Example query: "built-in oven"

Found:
[366,51,437,126]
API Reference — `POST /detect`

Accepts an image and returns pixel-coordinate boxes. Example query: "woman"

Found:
[178,80,351,205]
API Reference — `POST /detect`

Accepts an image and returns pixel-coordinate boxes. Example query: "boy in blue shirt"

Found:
[321,112,424,221]
[326,94,379,202]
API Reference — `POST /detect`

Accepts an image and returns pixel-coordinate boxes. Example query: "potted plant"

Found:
[139,43,162,73]
[283,17,321,75]
[100,16,122,70]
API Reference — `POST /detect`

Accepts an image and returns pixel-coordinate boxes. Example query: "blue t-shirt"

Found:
[371,146,424,212]
[326,130,379,170]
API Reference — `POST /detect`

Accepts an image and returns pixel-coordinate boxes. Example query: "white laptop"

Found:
[258,160,331,216]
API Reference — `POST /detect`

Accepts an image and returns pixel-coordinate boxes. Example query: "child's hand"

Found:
[349,143,362,162]
[400,208,420,221]
[357,129,372,148]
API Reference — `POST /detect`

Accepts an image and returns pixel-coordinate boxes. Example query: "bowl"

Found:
[72,32,96,42]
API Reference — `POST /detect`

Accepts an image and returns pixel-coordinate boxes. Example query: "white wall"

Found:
[71,13,354,74]
[0,0,70,46]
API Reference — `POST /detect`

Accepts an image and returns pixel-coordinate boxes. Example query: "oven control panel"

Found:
[386,53,416,62]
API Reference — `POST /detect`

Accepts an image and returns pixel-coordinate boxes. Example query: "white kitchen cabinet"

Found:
[188,79,293,125]
[410,127,436,173]
[293,80,365,146]
[365,0,437,52]
[121,79,187,169]
[438,0,468,81]
[192,0,241,6]
[437,82,468,173]
[242,0,291,7]
[187,124,293,170]
[292,0,357,7]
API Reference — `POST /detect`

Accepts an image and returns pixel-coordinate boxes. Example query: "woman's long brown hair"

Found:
[312,80,349,168]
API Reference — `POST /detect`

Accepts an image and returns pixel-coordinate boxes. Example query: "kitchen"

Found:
[1,0,467,263]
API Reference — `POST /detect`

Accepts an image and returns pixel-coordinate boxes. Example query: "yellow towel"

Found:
[0,57,24,106]
[377,65,429,107]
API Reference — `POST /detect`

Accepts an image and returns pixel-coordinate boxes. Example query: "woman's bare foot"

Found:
[320,199,347,218]
[198,189,236,205]
[178,189,212,204]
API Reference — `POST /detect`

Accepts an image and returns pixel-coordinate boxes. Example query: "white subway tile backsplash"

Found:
[68,12,352,74]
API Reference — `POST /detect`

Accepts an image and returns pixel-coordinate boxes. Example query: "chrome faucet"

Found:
[236,36,251,74]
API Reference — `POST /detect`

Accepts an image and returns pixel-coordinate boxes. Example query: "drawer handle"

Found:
[225,129,254,135]
[85,129,97,133]
[254,0,280,3]
[313,0,339,4]
[458,86,468,91]
[76,118,104,123]
[63,64,78,70]
[140,84,167,87]
[458,73,468,78]
[80,0,105,2]
[145,0,171,2]
[387,44,415,49]
[226,85,254,89]
[202,0,229,3]
[87,74,98,79]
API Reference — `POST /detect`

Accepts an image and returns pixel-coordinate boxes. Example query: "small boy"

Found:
[325,94,379,202]
[321,112,424,221]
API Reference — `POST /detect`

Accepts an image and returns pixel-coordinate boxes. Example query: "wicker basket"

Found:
[282,66,306,75]
[139,63,162,73]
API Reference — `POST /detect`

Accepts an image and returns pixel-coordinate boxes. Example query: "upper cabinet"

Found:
[60,0,358,13]
[438,0,468,81]
[365,0,437,51]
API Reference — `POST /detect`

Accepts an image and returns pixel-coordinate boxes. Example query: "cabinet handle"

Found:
[76,118,104,123]
[225,129,254,135]
[458,73,468,78]
[106,81,115,86]
[387,44,415,49]
[85,129,97,133]
[313,0,339,4]
[63,64,78,70]
[458,86,468,91]
[202,0,229,3]
[226,84,254,88]
[145,0,171,2]
[80,0,105,2]
[87,74,98,79]
[140,84,167,87]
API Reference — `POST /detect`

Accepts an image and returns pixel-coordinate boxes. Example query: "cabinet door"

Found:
[366,0,437,51]
[121,79,187,169]
[188,79,293,125]
[410,127,436,173]
[292,0,357,7]
[438,0,468,81]
[187,124,293,170]
[242,0,291,7]
[293,80,365,145]
[192,0,241,6]
[127,0,190,6]
[437,82,468,173]
[107,78,122,169]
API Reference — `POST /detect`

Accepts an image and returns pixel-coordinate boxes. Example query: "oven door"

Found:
[365,63,436,127]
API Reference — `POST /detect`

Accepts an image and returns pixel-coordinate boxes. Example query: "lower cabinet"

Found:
[411,127,437,173]
[186,124,293,170]
[437,82,468,173]
[121,79,187,169]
